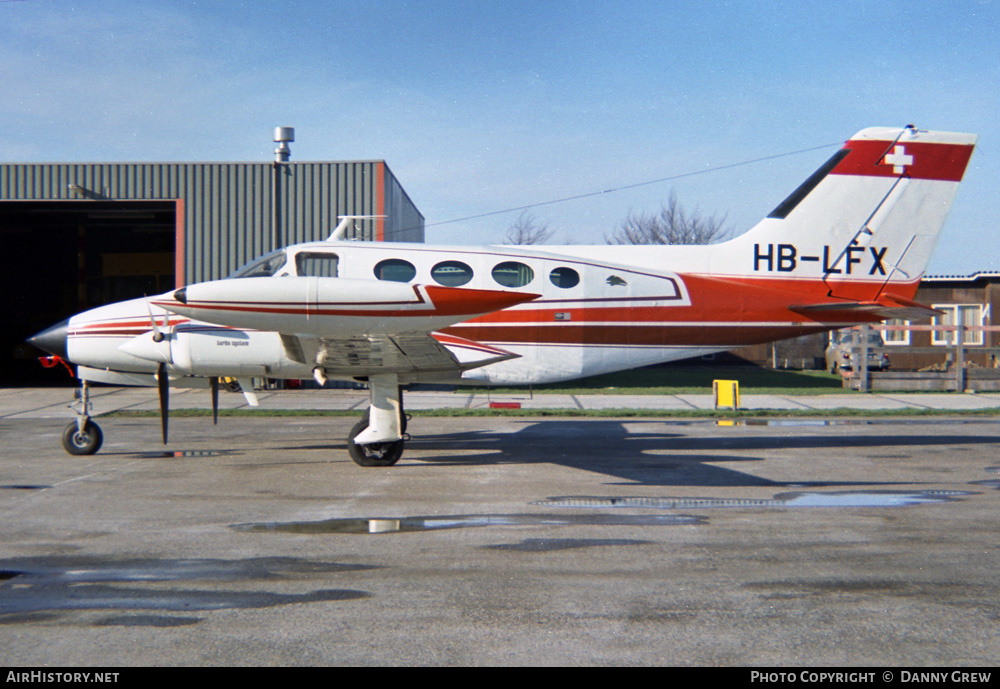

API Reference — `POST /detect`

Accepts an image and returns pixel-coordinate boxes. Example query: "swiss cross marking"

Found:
[883,145,914,175]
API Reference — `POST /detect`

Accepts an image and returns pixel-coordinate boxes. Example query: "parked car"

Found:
[825,331,890,373]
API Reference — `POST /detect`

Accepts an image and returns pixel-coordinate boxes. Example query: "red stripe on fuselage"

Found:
[467,274,916,326]
[449,274,913,347]
[442,323,833,347]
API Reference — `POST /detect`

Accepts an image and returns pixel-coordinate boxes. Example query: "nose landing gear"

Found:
[62,381,103,455]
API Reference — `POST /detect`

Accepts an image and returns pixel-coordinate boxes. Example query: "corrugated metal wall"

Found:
[383,162,425,243]
[0,161,425,285]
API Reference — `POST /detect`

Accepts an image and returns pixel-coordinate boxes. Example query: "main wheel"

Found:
[347,417,404,467]
[62,420,103,456]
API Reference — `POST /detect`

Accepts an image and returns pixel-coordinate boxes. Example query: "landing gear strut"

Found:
[62,380,103,455]
[347,374,407,467]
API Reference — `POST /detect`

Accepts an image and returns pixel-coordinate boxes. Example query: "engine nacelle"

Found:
[121,324,311,379]
[172,326,286,377]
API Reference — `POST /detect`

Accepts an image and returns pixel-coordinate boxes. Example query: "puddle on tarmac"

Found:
[0,557,372,617]
[970,480,1000,490]
[233,513,703,535]
[93,614,201,628]
[535,490,974,510]
[484,538,650,552]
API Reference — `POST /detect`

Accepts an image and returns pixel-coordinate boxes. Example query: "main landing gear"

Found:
[56,375,411,466]
[62,380,103,455]
[347,374,409,467]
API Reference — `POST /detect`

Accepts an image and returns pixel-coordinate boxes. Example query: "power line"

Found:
[421,140,843,231]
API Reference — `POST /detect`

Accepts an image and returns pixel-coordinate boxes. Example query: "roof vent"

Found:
[273,127,295,163]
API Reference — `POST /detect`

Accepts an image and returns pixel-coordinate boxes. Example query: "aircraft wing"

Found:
[152,277,537,380]
[154,277,539,338]
[282,331,520,378]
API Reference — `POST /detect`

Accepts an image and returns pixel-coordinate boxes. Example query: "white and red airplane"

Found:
[28,125,977,466]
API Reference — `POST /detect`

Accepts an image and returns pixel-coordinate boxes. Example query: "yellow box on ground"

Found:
[713,379,740,410]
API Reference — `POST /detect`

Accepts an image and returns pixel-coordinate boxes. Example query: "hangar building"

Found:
[1,158,424,383]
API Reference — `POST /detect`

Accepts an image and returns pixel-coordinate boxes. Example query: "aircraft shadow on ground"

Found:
[397,419,995,487]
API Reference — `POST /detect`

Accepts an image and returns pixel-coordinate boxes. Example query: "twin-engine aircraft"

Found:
[29,126,977,466]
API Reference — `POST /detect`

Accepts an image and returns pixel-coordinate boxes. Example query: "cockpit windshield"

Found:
[228,250,287,279]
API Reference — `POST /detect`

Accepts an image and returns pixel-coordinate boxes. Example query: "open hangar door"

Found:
[2,200,176,385]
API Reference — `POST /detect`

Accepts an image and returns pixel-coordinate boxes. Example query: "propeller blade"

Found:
[157,362,169,445]
[145,298,166,343]
[210,376,219,425]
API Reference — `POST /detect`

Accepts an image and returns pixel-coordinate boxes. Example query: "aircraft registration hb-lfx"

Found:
[29,125,977,466]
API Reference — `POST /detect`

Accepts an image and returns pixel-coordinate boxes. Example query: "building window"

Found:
[374,258,416,283]
[881,319,911,346]
[491,261,534,288]
[932,304,989,346]
[431,260,474,287]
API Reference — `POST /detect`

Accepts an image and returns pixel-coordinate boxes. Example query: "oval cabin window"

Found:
[374,258,417,283]
[491,261,534,288]
[431,260,474,287]
[549,267,580,289]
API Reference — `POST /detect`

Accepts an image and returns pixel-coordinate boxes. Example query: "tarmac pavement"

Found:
[2,386,1000,666]
[3,385,1000,419]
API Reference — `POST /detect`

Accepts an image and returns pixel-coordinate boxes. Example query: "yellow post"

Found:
[713,379,740,410]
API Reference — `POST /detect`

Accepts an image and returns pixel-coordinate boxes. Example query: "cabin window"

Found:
[374,258,417,283]
[295,252,340,278]
[491,261,534,288]
[549,267,580,289]
[229,250,287,279]
[431,260,474,287]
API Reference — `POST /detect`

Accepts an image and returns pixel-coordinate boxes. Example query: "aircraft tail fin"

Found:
[722,125,977,301]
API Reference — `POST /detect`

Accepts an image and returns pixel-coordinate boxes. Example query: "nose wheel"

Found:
[61,380,103,455]
[62,419,103,455]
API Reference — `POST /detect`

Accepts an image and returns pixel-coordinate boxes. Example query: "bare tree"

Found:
[606,191,731,245]
[503,211,553,245]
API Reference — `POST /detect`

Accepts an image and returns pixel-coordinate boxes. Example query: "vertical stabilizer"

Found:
[720,126,976,300]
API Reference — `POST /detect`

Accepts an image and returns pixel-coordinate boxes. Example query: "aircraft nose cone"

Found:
[27,319,69,359]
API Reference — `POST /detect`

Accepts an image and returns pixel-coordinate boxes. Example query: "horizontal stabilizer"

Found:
[790,294,943,320]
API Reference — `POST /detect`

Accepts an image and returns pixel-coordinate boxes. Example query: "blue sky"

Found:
[2,0,997,274]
